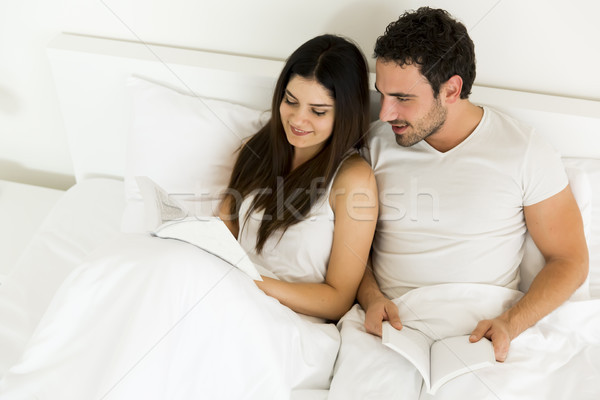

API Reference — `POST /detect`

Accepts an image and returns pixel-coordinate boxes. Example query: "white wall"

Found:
[1,0,599,189]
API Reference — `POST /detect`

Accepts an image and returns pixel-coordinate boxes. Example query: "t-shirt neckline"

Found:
[420,106,487,156]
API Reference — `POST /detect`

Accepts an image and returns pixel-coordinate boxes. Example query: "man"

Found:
[329,7,588,399]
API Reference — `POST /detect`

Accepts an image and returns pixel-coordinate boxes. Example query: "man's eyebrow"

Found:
[373,84,417,98]
[284,89,333,107]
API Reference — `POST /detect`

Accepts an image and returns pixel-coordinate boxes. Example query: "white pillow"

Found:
[519,163,592,300]
[122,76,269,232]
[559,157,600,299]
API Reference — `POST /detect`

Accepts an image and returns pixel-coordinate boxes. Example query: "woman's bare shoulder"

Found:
[333,153,375,189]
[329,153,378,215]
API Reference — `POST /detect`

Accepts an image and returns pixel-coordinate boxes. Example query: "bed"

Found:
[0,181,64,277]
[0,32,599,399]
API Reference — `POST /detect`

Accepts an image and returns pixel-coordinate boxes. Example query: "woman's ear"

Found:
[440,75,463,104]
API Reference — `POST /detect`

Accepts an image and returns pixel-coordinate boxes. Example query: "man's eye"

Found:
[396,97,409,102]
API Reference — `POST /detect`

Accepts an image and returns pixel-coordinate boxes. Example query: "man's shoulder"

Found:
[366,120,393,142]
[361,121,397,164]
[482,106,563,160]
[481,106,536,140]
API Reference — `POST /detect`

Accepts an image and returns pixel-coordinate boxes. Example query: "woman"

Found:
[221,34,378,321]
[0,35,376,399]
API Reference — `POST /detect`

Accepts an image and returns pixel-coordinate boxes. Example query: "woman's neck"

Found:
[291,146,321,171]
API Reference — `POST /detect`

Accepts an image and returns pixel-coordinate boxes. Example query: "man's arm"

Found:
[470,185,589,361]
[358,261,403,336]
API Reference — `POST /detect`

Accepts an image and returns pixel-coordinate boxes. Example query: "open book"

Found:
[153,217,262,281]
[136,176,262,281]
[382,322,495,395]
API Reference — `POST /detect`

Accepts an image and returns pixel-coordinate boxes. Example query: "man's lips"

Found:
[290,124,313,136]
[391,124,409,135]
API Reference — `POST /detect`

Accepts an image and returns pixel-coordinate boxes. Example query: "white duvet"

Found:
[409,285,600,399]
[0,234,339,400]
[2,233,600,400]
[332,283,600,400]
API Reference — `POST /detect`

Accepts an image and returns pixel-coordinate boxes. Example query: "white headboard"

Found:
[47,33,600,182]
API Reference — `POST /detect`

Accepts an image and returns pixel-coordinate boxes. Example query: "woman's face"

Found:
[279,75,335,158]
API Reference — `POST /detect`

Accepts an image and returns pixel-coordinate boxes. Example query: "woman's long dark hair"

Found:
[225,34,370,253]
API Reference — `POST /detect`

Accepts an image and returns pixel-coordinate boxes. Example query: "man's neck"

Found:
[424,100,484,153]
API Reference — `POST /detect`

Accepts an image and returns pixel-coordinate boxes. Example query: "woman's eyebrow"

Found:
[285,89,333,107]
[285,89,298,100]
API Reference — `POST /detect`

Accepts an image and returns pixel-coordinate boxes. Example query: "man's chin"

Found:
[394,134,417,147]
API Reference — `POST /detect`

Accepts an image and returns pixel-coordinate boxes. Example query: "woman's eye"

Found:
[313,110,326,116]
[284,97,297,105]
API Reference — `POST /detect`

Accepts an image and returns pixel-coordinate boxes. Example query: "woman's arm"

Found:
[255,155,379,321]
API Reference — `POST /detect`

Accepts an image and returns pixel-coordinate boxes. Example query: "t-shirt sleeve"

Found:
[359,144,372,165]
[521,130,568,206]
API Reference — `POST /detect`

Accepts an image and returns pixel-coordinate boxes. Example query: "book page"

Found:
[153,217,262,281]
[381,323,434,389]
[135,176,190,230]
[429,335,495,394]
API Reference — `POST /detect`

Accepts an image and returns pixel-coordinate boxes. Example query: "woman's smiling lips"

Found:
[290,124,313,136]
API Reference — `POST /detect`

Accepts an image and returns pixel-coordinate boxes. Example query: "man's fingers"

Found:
[364,300,401,337]
[491,332,510,362]
[386,304,403,330]
[470,320,491,342]
[471,320,511,362]
[364,316,383,337]
[494,342,508,362]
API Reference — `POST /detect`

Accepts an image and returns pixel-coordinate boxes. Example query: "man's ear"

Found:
[440,75,463,104]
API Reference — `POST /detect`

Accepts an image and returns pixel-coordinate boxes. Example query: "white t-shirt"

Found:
[366,106,568,299]
[237,191,334,284]
[237,151,357,283]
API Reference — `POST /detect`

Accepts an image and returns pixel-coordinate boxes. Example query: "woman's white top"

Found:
[237,158,352,283]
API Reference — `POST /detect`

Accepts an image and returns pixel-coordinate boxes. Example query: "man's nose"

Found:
[379,97,396,122]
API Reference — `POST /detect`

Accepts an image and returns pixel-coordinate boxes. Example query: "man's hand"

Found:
[364,296,403,337]
[470,186,588,363]
[469,316,514,362]
[357,263,403,337]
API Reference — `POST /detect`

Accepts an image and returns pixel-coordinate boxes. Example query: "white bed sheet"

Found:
[2,173,600,399]
[331,284,600,400]
[0,178,124,375]
[1,231,338,400]
[0,180,64,276]
[0,178,334,399]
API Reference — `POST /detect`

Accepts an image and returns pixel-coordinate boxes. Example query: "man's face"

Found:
[375,60,447,147]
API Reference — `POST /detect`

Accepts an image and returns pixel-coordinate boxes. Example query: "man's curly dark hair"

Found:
[374,7,476,99]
